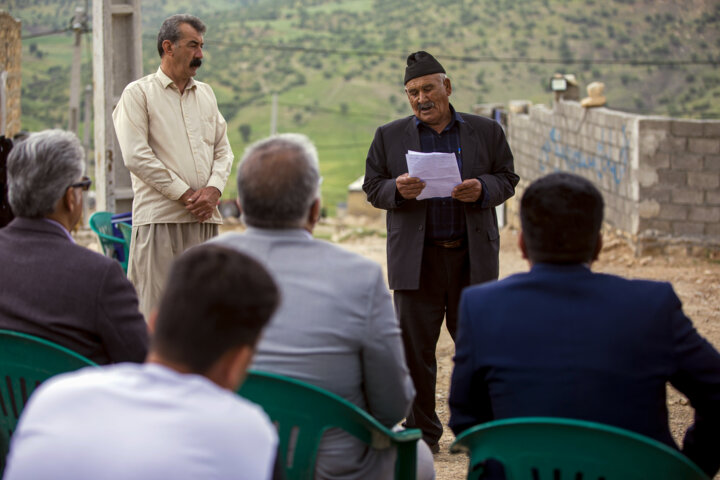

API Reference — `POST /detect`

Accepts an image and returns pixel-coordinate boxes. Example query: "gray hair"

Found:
[7,129,84,218]
[237,133,321,229]
[157,14,206,57]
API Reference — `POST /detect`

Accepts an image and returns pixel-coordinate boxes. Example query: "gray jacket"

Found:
[210,227,415,479]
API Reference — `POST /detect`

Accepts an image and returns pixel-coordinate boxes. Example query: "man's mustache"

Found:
[417,101,434,111]
[190,58,202,68]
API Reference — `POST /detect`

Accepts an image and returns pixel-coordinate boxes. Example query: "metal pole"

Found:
[68,6,86,134]
[93,0,142,214]
[82,84,92,159]
[270,93,278,135]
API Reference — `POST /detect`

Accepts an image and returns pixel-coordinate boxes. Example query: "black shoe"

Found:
[428,443,440,454]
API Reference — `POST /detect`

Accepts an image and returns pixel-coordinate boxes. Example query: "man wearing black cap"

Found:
[363,51,519,451]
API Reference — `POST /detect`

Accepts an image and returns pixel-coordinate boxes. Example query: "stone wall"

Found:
[0,12,22,137]
[507,101,719,256]
[636,118,720,254]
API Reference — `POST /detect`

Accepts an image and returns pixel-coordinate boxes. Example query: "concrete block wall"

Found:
[506,101,719,256]
[636,118,720,253]
[0,12,22,137]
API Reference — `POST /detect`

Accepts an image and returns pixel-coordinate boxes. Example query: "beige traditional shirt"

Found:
[112,67,233,226]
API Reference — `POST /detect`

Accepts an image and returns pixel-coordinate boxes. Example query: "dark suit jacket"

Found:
[0,218,148,364]
[363,112,519,290]
[449,263,720,476]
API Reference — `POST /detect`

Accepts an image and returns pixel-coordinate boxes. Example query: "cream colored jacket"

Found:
[113,67,233,225]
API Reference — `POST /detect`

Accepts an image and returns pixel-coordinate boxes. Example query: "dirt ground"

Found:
[318,217,720,480]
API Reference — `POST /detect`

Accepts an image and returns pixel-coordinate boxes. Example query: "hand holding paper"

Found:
[396,173,426,200]
[452,178,483,203]
[405,150,462,200]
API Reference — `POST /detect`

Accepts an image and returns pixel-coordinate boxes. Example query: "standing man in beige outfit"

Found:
[113,14,233,318]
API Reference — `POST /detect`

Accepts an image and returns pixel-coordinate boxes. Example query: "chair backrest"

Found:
[238,370,420,480]
[88,211,128,273]
[117,222,132,248]
[450,417,709,480]
[0,329,97,472]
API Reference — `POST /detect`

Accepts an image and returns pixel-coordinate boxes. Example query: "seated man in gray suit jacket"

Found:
[0,129,148,364]
[210,133,435,480]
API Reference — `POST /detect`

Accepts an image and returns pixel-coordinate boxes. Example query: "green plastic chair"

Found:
[238,370,421,480]
[117,221,133,248]
[450,417,710,480]
[88,211,128,273]
[0,329,97,472]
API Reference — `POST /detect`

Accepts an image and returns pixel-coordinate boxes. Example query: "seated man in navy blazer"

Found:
[0,129,148,364]
[449,172,720,477]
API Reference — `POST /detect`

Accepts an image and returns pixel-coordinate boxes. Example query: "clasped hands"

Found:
[179,187,221,222]
[396,173,482,202]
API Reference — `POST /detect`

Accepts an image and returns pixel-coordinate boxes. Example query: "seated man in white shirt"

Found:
[4,244,282,480]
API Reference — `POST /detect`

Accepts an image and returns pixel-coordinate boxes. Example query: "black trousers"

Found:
[394,241,470,446]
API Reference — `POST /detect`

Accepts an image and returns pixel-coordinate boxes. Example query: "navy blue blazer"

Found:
[449,263,720,476]
[0,218,148,364]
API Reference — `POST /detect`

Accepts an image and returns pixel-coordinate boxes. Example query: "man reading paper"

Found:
[363,51,519,450]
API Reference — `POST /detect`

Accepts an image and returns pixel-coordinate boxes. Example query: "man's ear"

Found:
[518,230,529,261]
[147,309,158,333]
[308,198,321,226]
[63,187,78,213]
[444,76,452,96]
[162,39,174,56]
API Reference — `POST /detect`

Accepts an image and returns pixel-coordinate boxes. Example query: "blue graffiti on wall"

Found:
[539,125,629,185]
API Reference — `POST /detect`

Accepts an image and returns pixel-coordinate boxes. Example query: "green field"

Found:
[7,0,720,214]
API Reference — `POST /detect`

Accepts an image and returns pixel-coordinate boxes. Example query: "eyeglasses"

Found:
[70,176,92,191]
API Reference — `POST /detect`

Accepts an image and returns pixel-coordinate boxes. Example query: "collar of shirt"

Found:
[41,218,75,243]
[246,226,314,240]
[413,104,464,131]
[531,263,593,274]
[156,66,197,92]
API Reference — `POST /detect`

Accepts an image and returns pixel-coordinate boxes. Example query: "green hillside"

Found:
[5,0,720,213]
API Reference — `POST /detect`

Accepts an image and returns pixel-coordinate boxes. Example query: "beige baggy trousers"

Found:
[128,223,218,320]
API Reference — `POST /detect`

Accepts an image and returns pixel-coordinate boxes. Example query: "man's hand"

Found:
[452,179,483,203]
[179,188,195,206]
[396,173,426,200]
[183,187,221,222]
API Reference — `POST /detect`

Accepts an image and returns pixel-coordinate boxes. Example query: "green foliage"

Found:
[238,124,252,142]
[7,0,720,213]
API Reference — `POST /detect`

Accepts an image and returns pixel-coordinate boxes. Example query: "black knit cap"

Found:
[404,51,446,85]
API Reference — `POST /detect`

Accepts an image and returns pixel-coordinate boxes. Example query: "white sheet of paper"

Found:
[405,150,462,200]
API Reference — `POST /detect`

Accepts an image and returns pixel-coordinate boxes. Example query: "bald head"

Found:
[237,133,321,229]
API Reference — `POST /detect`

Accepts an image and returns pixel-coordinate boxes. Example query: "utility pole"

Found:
[82,84,92,160]
[82,83,93,223]
[93,0,142,214]
[68,5,87,134]
[270,93,278,135]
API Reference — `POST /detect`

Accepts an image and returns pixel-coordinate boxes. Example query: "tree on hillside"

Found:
[239,124,252,143]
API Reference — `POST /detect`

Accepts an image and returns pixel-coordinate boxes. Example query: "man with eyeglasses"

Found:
[0,129,148,364]
[113,14,233,320]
